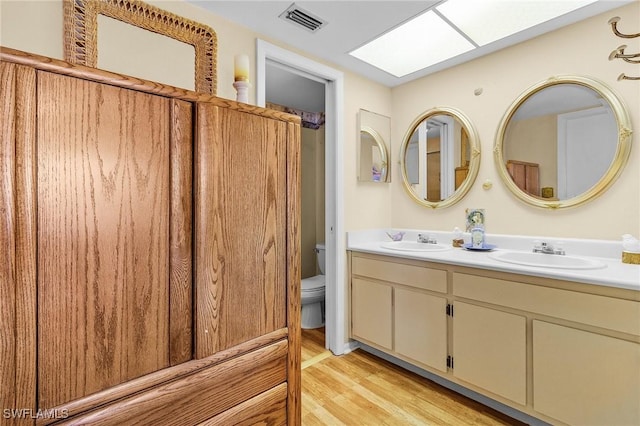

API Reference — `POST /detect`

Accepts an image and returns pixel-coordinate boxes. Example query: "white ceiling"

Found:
[188,0,632,88]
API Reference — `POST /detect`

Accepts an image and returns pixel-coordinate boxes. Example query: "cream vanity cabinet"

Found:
[1,48,301,425]
[350,253,448,372]
[349,251,640,426]
[452,274,528,407]
[451,300,526,405]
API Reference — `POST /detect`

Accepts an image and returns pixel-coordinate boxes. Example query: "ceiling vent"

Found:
[279,3,326,33]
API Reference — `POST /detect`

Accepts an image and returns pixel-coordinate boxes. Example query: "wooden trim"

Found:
[169,99,193,365]
[0,61,18,424]
[286,121,302,424]
[40,329,287,423]
[193,102,219,359]
[63,0,217,94]
[57,340,288,425]
[0,47,301,124]
[0,62,38,424]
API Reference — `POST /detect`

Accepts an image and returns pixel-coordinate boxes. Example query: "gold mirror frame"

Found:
[63,0,217,94]
[400,107,481,209]
[494,75,633,209]
[359,126,389,183]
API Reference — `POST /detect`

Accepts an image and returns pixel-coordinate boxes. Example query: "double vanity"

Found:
[351,35,639,426]
[347,229,639,426]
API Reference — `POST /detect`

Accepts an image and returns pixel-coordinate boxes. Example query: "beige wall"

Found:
[390,2,640,240]
[2,1,638,240]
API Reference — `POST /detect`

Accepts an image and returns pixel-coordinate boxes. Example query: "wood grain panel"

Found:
[57,340,288,426]
[37,71,172,407]
[286,121,302,425]
[39,329,287,424]
[194,103,220,358]
[14,63,38,424]
[0,60,18,425]
[169,99,193,366]
[198,383,287,425]
[1,61,38,425]
[195,104,288,357]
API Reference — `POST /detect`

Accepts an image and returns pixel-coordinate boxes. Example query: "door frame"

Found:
[256,39,348,355]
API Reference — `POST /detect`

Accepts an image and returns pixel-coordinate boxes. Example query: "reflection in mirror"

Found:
[400,107,480,209]
[495,76,633,209]
[358,110,391,183]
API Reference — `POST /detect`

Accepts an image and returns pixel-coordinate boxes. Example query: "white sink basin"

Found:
[381,241,451,252]
[489,251,606,270]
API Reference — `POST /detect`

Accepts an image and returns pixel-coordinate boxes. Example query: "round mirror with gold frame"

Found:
[400,107,480,209]
[495,75,633,209]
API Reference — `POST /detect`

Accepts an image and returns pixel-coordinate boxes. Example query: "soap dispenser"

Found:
[470,224,485,249]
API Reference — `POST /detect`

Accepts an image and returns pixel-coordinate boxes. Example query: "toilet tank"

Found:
[315,243,326,275]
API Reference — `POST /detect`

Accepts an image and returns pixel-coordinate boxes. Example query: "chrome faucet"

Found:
[533,241,565,255]
[418,234,438,244]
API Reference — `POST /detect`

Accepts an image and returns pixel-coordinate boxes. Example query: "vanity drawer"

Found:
[453,273,640,336]
[352,255,447,293]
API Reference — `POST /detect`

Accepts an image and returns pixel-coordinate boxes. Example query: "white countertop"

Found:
[347,229,640,292]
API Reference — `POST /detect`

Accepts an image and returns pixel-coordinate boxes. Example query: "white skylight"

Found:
[437,0,599,46]
[349,10,475,78]
[349,0,599,77]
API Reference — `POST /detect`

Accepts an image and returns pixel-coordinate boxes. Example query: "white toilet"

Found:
[301,243,326,329]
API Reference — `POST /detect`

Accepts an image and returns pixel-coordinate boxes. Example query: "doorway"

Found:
[256,39,347,355]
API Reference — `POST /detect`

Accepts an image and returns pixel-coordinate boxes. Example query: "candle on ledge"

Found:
[234,54,249,82]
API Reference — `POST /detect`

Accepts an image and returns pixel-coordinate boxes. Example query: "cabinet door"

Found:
[395,288,447,371]
[453,302,526,405]
[36,71,192,408]
[195,105,289,357]
[351,278,392,350]
[533,320,640,425]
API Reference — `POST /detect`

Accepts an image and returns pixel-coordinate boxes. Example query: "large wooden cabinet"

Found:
[1,48,301,425]
[349,251,640,425]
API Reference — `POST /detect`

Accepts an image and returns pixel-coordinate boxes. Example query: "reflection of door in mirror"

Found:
[406,115,470,201]
[455,128,470,189]
[400,106,480,209]
[427,133,441,201]
[558,107,616,199]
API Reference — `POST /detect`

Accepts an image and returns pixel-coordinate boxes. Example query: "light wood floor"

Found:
[301,328,526,425]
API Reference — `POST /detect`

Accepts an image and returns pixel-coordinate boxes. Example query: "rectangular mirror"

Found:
[358,109,391,183]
